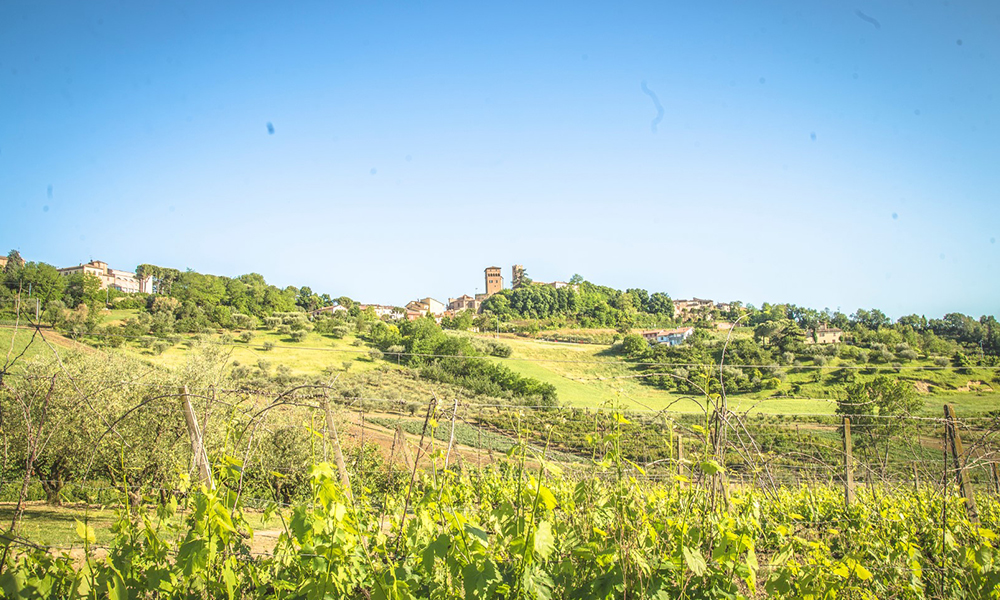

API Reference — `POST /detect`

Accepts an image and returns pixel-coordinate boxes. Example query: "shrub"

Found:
[239,331,254,343]
[369,348,384,361]
[152,341,170,355]
[289,331,307,342]
[933,356,949,367]
[262,341,275,351]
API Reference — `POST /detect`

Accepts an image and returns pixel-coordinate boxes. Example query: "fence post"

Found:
[676,433,685,484]
[180,386,214,490]
[913,463,920,493]
[944,404,979,523]
[991,462,1000,495]
[843,417,854,506]
[323,399,353,501]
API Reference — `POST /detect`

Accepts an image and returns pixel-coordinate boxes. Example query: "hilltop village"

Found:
[2,253,850,348]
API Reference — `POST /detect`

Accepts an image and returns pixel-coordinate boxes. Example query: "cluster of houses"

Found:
[673,297,731,320]
[56,260,153,294]
[640,327,695,346]
[5,258,154,294]
[34,257,845,348]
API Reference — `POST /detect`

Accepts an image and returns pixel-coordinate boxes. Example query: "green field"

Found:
[5,321,997,418]
[485,333,999,416]
[136,329,380,377]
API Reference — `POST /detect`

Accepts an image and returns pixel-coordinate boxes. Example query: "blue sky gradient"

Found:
[1,1,997,317]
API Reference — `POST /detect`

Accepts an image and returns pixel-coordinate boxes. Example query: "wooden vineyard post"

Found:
[944,404,979,523]
[676,434,685,484]
[913,463,920,493]
[396,425,415,470]
[180,386,214,490]
[991,462,1000,495]
[843,417,854,507]
[324,400,353,502]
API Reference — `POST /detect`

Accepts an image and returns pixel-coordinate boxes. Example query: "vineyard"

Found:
[3,309,1000,598]
[3,453,999,598]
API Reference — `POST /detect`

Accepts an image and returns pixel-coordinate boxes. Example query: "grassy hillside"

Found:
[139,329,380,377]
[9,316,995,418]
[489,333,999,416]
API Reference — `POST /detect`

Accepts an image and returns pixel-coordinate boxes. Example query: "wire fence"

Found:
[2,300,1000,562]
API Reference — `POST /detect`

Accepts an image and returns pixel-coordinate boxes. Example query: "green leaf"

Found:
[462,560,499,599]
[222,563,237,600]
[74,519,96,545]
[699,460,725,475]
[682,546,707,576]
[533,521,555,560]
[537,486,558,511]
[107,567,127,600]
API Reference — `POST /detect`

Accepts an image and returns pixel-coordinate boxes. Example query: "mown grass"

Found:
[130,330,380,378]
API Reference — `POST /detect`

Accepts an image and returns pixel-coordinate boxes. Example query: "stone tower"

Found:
[484,266,503,296]
[512,264,525,289]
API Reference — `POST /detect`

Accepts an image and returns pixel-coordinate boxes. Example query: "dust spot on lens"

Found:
[759,77,766,84]
[405,155,412,162]
[810,132,817,141]
[266,122,275,135]
[47,185,53,198]
[370,168,377,175]
[43,205,49,213]
[892,212,898,220]
[956,39,963,46]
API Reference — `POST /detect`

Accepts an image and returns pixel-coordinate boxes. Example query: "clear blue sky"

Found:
[1,1,997,318]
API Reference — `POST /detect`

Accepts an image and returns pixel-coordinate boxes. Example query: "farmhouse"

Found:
[57,260,152,294]
[804,326,843,344]
[312,304,348,316]
[641,327,695,346]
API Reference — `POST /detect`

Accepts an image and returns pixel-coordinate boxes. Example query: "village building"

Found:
[641,327,695,347]
[484,266,503,296]
[512,264,526,289]
[311,304,348,316]
[406,297,446,317]
[804,326,844,344]
[57,260,152,294]
[359,304,405,320]
[447,294,480,312]
[511,264,576,291]
[673,298,715,320]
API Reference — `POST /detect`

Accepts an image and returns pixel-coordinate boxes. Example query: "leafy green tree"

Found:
[645,292,674,317]
[63,273,102,308]
[837,376,923,473]
[4,249,25,274]
[621,333,649,358]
